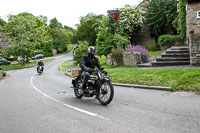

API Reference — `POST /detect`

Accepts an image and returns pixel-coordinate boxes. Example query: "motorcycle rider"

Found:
[37,59,44,73]
[80,46,107,93]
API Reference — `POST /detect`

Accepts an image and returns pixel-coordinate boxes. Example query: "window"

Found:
[197,11,200,18]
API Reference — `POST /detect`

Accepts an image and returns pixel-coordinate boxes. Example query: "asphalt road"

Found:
[0,52,200,133]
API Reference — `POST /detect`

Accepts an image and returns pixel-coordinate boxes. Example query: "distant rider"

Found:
[37,59,44,72]
[80,46,107,92]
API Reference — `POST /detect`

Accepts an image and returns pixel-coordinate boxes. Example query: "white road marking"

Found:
[30,75,109,121]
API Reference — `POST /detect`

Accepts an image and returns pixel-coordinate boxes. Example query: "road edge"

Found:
[58,64,172,91]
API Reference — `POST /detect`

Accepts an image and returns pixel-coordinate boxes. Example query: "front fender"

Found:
[72,79,76,87]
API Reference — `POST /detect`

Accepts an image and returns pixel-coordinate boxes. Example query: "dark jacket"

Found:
[37,62,44,66]
[80,53,103,72]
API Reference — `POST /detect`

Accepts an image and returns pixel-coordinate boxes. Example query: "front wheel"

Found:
[97,81,114,106]
[74,77,83,99]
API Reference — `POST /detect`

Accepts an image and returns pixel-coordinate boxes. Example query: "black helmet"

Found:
[88,46,96,54]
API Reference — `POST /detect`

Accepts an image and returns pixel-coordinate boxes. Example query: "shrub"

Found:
[145,44,156,51]
[125,45,149,63]
[73,41,89,65]
[158,35,184,49]
[113,35,130,50]
[43,51,53,57]
[126,45,149,56]
[2,71,6,77]
[111,49,124,65]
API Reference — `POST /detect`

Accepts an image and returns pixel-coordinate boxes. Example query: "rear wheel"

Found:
[74,77,83,99]
[97,81,114,106]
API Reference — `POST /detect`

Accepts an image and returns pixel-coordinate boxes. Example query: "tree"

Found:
[74,13,103,45]
[48,18,73,53]
[38,15,48,26]
[49,17,62,29]
[0,18,7,31]
[64,25,76,33]
[73,41,89,65]
[177,0,186,40]
[5,12,52,65]
[145,0,178,38]
[96,16,129,56]
[51,28,72,53]
[118,5,144,44]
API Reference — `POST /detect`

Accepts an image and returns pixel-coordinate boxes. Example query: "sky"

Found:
[0,0,142,28]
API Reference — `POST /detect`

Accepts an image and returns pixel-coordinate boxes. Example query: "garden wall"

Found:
[187,1,200,65]
[189,33,200,65]
[107,52,142,66]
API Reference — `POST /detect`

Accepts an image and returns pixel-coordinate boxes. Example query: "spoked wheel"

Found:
[74,77,83,99]
[97,81,114,106]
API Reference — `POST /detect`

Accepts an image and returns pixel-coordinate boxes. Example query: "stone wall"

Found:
[132,24,155,46]
[107,52,142,66]
[123,52,142,66]
[187,1,200,65]
[133,0,156,46]
[186,2,200,37]
[189,33,200,65]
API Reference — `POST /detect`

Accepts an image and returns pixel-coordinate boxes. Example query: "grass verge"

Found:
[59,61,69,71]
[149,50,162,57]
[106,68,200,93]
[0,58,54,71]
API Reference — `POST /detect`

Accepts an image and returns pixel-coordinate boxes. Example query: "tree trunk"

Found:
[21,61,25,67]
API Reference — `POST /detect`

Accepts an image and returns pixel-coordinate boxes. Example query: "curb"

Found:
[112,83,171,91]
[58,64,171,91]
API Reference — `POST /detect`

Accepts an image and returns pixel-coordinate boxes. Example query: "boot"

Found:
[80,83,86,94]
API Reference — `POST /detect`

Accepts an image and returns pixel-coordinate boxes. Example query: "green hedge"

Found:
[158,35,184,48]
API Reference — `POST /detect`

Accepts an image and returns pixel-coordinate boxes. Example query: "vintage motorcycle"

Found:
[37,66,43,75]
[71,69,114,106]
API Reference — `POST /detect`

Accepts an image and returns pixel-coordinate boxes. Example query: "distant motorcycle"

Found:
[72,69,114,106]
[37,66,43,75]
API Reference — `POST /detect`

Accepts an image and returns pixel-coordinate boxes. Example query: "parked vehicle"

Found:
[71,69,114,106]
[32,54,44,60]
[0,57,11,65]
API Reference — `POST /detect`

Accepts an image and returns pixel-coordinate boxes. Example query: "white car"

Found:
[32,54,44,60]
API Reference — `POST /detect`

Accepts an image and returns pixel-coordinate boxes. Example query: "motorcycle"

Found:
[72,69,114,106]
[37,66,43,75]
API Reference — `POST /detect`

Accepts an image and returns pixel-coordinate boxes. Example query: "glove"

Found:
[101,70,107,75]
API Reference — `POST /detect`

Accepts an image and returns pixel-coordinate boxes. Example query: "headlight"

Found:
[104,76,111,80]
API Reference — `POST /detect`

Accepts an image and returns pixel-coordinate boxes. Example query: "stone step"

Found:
[151,61,190,66]
[156,57,190,62]
[161,53,190,58]
[171,46,189,50]
[165,49,189,54]
[137,63,152,67]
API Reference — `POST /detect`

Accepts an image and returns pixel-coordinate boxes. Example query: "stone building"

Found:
[132,0,156,46]
[187,0,200,65]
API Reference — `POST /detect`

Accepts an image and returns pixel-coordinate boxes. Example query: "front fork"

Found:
[72,76,81,89]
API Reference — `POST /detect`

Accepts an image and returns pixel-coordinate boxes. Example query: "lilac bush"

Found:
[125,45,149,63]
[126,45,149,57]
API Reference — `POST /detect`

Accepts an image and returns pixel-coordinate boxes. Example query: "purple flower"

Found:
[125,45,149,57]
